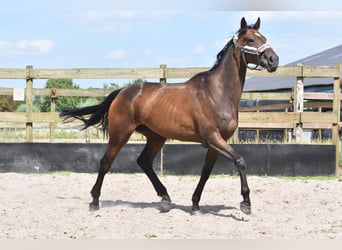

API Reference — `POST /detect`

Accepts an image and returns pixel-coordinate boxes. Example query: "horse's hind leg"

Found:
[191,148,219,214]
[89,129,134,211]
[136,127,171,212]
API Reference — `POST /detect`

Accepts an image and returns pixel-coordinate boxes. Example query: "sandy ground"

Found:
[0,172,341,239]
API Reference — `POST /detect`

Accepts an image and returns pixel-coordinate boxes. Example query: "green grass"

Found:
[271,175,341,181]
[144,233,157,239]
[0,127,337,145]
[28,171,342,180]
[159,173,341,180]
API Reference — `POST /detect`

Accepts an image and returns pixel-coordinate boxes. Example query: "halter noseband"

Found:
[233,33,272,70]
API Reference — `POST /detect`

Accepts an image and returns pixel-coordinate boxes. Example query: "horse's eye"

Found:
[247,38,255,44]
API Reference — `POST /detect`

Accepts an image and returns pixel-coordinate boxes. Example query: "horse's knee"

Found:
[235,157,247,170]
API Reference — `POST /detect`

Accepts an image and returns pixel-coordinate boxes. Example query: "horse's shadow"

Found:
[100,199,248,222]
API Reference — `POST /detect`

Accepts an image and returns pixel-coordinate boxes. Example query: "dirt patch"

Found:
[0,173,341,239]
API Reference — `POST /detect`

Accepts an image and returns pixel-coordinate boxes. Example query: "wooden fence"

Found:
[0,64,341,173]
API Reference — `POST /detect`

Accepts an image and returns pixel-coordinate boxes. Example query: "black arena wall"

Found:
[0,143,335,176]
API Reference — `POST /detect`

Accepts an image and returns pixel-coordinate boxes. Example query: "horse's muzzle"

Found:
[261,50,279,72]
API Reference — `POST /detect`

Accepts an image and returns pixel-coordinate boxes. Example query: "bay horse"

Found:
[60,17,279,215]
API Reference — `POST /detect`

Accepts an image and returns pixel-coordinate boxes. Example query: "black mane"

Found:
[210,39,234,71]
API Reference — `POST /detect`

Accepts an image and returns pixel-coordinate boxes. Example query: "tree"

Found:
[103,82,120,90]
[39,79,83,112]
[124,78,145,87]
[0,95,20,112]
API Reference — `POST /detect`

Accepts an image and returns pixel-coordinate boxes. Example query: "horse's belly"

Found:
[146,118,200,142]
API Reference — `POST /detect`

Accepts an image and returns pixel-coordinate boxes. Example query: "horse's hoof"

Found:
[190,209,202,216]
[160,200,172,213]
[89,202,100,211]
[240,202,251,214]
[190,203,201,215]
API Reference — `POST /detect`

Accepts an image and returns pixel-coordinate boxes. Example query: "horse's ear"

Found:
[253,17,261,30]
[240,17,247,29]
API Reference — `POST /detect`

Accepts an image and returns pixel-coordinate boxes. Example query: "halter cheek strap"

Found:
[233,33,273,70]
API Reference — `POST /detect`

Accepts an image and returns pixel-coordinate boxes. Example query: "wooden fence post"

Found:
[160,64,167,84]
[332,64,341,175]
[159,64,167,175]
[294,63,304,143]
[255,99,260,143]
[25,65,33,142]
[50,88,57,142]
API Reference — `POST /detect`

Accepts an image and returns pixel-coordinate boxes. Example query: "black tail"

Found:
[59,88,123,134]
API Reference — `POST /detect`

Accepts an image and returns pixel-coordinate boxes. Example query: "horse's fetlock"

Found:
[90,190,100,200]
[241,186,250,195]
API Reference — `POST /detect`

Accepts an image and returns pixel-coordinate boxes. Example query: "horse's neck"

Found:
[209,46,246,104]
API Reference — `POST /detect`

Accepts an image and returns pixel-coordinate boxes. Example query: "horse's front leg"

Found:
[208,136,251,214]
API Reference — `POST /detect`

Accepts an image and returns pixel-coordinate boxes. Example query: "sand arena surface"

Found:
[0,172,341,239]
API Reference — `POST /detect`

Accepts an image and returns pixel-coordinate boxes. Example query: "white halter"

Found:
[233,33,272,55]
[232,33,273,70]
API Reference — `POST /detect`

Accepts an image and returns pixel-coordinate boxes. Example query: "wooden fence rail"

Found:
[0,64,341,173]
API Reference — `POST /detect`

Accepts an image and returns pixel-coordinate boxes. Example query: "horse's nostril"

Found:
[269,56,274,64]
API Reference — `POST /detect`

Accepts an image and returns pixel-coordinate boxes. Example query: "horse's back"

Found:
[111,81,204,141]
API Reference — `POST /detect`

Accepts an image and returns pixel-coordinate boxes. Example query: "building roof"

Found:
[244,44,342,91]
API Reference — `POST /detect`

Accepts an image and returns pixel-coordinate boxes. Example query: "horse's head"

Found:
[233,17,279,72]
